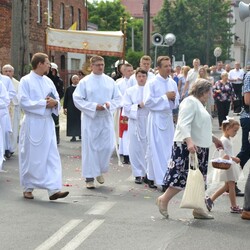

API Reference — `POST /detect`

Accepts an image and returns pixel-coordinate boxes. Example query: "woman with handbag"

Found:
[156,78,223,219]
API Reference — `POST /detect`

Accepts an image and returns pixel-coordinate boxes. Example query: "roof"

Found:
[121,0,164,18]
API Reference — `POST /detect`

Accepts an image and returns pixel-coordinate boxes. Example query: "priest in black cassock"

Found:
[63,75,82,142]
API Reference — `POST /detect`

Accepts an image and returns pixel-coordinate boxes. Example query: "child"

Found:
[206,117,243,213]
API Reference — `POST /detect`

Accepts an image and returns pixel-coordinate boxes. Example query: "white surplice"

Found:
[117,77,131,156]
[18,71,62,191]
[73,73,121,178]
[144,74,179,185]
[123,84,149,177]
[9,77,21,153]
[0,74,16,152]
[0,81,10,170]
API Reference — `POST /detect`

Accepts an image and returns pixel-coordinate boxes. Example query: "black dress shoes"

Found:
[161,185,167,192]
[143,175,157,188]
[236,186,244,197]
[135,177,142,184]
[4,150,11,159]
[148,180,157,189]
[70,136,76,142]
[122,155,130,164]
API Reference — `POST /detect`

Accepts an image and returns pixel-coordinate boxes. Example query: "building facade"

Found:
[0,0,87,83]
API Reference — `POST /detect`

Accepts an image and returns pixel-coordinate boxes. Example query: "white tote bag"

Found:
[180,153,206,210]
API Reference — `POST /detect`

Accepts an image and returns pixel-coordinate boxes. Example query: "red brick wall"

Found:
[28,0,87,68]
[1,0,86,73]
[0,1,12,68]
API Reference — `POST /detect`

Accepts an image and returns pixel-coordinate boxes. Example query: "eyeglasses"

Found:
[93,64,105,67]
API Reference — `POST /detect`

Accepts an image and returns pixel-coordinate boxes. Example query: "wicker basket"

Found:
[211,161,231,170]
[211,150,232,170]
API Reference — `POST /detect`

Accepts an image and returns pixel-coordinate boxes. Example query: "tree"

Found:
[153,0,234,66]
[88,0,143,71]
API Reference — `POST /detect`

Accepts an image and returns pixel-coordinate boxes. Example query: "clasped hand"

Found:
[166,91,176,101]
[96,102,110,111]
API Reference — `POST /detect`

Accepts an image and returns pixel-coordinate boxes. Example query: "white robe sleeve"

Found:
[19,78,47,116]
[108,84,122,113]
[123,89,138,119]
[73,81,98,119]
[144,83,172,111]
[0,83,10,108]
[6,77,16,101]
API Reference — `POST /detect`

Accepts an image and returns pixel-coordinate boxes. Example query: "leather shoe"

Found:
[49,191,69,200]
[70,136,76,142]
[156,198,169,218]
[241,210,250,220]
[96,175,105,184]
[4,150,11,159]
[135,177,142,184]
[148,180,157,189]
[23,192,34,199]
[193,209,214,219]
[236,192,244,197]
[86,181,95,189]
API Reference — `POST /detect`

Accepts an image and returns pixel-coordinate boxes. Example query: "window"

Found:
[70,6,74,25]
[37,0,41,23]
[60,3,64,29]
[61,55,66,70]
[47,0,53,26]
[78,9,81,30]
[71,59,80,70]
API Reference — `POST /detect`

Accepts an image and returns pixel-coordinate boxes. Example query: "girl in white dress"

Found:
[206,117,243,213]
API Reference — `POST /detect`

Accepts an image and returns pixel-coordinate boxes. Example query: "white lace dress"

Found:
[212,136,242,182]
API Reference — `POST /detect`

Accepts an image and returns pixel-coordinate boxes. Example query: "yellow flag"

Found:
[68,22,77,30]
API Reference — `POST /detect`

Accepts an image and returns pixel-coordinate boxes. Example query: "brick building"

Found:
[0,0,11,70]
[0,0,87,83]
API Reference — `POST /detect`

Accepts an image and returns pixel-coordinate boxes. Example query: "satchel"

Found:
[180,153,206,210]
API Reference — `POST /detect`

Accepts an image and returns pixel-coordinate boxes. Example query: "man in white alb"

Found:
[144,56,179,190]
[19,52,69,200]
[73,56,121,189]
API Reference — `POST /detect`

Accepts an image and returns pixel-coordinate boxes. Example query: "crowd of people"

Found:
[1,52,250,221]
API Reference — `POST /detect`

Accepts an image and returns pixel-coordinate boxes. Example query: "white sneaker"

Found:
[86,181,95,189]
[96,175,105,184]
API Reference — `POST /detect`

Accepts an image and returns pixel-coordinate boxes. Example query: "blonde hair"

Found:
[221,118,240,132]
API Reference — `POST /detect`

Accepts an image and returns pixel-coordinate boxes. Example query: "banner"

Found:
[46,27,124,57]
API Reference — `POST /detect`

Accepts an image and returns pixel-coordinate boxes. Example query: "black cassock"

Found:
[63,85,81,137]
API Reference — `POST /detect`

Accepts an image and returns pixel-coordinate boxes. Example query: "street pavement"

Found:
[0,110,250,250]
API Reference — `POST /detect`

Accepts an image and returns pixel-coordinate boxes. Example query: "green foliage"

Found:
[88,0,143,72]
[153,0,234,66]
[126,49,144,68]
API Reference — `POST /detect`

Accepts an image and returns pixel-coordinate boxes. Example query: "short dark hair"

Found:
[157,56,170,67]
[31,53,48,70]
[90,56,104,64]
[135,67,148,76]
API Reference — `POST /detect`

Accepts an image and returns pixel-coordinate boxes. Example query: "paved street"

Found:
[0,111,250,250]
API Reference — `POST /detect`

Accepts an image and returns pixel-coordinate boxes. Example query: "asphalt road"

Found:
[0,112,250,250]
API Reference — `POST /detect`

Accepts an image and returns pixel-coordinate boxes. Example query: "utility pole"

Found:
[143,0,150,55]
